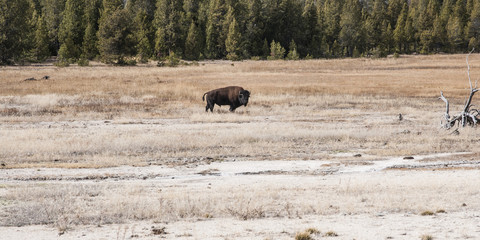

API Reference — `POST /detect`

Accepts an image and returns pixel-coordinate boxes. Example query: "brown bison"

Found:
[202,86,250,112]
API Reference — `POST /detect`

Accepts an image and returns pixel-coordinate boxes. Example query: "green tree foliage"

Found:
[33,12,50,61]
[58,0,85,62]
[0,0,33,64]
[82,0,101,59]
[323,0,343,57]
[185,20,202,60]
[287,39,299,60]
[261,38,269,58]
[129,0,156,62]
[225,17,241,60]
[98,7,136,63]
[268,40,285,60]
[4,0,480,65]
[41,0,66,55]
[394,3,408,53]
[466,0,480,49]
[365,0,389,55]
[339,0,362,57]
[265,0,302,52]
[154,0,185,58]
[243,0,264,57]
[302,0,320,57]
[205,0,227,58]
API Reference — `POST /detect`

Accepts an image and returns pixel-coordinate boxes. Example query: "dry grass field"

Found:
[1,54,480,239]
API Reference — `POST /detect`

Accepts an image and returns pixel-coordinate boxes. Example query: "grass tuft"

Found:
[421,234,434,240]
[324,231,338,237]
[420,210,435,216]
[295,232,313,240]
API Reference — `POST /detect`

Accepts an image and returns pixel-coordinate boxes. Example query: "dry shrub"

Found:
[421,234,434,240]
[295,232,313,240]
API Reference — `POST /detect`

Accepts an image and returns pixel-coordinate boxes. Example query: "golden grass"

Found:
[1,54,479,97]
[2,55,480,168]
[2,55,480,234]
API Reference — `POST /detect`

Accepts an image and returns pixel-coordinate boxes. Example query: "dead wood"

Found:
[439,49,480,129]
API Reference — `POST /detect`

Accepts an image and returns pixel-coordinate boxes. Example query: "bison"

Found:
[202,86,250,112]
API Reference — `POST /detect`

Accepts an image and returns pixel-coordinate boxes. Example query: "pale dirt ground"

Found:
[1,151,480,239]
[2,56,480,239]
[2,211,480,240]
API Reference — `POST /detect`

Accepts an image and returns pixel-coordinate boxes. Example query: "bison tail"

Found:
[202,92,207,101]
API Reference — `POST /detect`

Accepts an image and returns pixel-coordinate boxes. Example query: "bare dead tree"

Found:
[439,49,480,129]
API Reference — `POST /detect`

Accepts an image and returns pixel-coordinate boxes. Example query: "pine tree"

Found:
[82,0,101,59]
[58,0,85,62]
[225,17,241,60]
[0,0,34,64]
[154,0,185,58]
[394,3,408,53]
[447,0,467,52]
[339,0,362,57]
[384,23,394,54]
[205,0,227,58]
[40,0,66,55]
[439,0,453,51]
[184,0,199,23]
[323,0,343,56]
[101,0,124,16]
[185,20,202,60]
[387,0,407,28]
[466,0,480,49]
[365,0,388,55]
[404,14,415,53]
[33,13,50,61]
[98,1,136,63]
[275,0,302,50]
[287,39,299,60]
[130,0,156,62]
[244,0,264,57]
[268,40,285,60]
[447,16,464,52]
[417,0,439,53]
[262,38,269,58]
[302,0,319,57]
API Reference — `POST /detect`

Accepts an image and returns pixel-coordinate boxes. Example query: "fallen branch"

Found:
[439,49,480,129]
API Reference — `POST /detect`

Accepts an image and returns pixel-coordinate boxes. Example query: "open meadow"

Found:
[1,55,480,239]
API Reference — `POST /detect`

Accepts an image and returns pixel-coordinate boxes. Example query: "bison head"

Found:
[239,90,250,106]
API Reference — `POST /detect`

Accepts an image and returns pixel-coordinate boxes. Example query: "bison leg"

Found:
[206,100,214,112]
[229,105,236,112]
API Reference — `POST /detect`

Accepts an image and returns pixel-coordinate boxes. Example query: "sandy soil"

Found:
[2,212,480,240]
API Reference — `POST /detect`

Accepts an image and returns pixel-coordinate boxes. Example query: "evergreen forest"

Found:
[2,0,480,65]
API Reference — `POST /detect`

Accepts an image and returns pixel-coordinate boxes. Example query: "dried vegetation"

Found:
[1,55,480,234]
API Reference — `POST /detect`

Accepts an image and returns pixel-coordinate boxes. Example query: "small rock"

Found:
[353,154,362,157]
[403,156,414,160]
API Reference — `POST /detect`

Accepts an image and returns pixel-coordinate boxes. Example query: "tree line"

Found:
[2,0,480,65]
